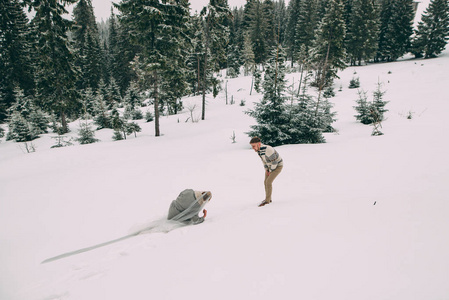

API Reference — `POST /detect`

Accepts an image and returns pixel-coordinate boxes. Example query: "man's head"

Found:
[250,137,261,152]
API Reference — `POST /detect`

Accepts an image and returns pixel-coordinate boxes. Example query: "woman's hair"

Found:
[249,136,261,144]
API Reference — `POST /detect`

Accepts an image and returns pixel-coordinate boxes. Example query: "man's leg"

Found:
[264,166,283,203]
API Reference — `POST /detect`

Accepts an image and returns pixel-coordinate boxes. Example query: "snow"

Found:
[1,47,449,300]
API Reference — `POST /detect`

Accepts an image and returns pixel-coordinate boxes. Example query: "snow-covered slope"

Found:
[1,46,448,300]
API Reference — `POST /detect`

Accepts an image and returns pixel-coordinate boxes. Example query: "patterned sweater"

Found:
[257,144,283,172]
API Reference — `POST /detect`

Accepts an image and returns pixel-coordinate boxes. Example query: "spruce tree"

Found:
[295,0,320,63]
[81,87,96,118]
[77,121,99,144]
[285,0,301,63]
[6,112,36,142]
[354,81,388,124]
[93,93,111,129]
[8,87,49,136]
[377,0,393,61]
[108,10,136,95]
[226,45,241,78]
[412,0,449,58]
[346,0,379,65]
[245,0,270,64]
[274,0,288,46]
[227,7,244,77]
[117,0,191,135]
[312,0,347,86]
[72,0,103,91]
[29,0,79,133]
[186,14,206,95]
[0,0,34,122]
[246,47,290,146]
[123,81,144,120]
[199,0,231,120]
[377,0,414,61]
[242,33,256,76]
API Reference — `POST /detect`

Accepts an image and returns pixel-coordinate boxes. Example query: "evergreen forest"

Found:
[1,0,448,143]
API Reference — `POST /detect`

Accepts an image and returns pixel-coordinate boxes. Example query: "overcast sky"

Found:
[89,0,251,22]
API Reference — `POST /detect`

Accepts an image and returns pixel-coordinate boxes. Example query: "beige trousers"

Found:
[264,166,283,202]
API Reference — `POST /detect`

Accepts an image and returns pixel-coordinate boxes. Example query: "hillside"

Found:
[1,47,448,299]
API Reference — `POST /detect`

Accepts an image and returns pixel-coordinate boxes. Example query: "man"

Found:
[167,189,212,224]
[250,137,283,207]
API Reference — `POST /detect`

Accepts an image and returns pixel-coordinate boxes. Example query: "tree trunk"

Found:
[202,17,210,121]
[153,70,160,137]
[315,43,330,116]
[61,110,68,133]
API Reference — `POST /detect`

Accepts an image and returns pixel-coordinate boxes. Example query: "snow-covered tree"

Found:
[117,0,191,135]
[242,33,255,76]
[80,87,97,118]
[294,0,319,63]
[245,0,271,64]
[0,0,34,122]
[7,87,49,136]
[107,10,135,95]
[285,0,301,63]
[77,121,99,145]
[412,0,449,58]
[93,93,111,129]
[246,47,290,146]
[6,112,36,142]
[377,0,414,61]
[198,0,231,120]
[123,82,144,120]
[72,0,103,91]
[30,0,80,133]
[354,81,388,124]
[346,0,380,65]
[312,0,347,87]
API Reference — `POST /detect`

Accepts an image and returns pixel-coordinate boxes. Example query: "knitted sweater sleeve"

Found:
[265,146,282,171]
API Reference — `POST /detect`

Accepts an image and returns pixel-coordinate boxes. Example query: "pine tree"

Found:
[412,0,449,58]
[263,0,277,49]
[6,111,36,142]
[72,0,103,91]
[246,47,290,146]
[29,0,79,133]
[123,81,144,120]
[227,7,244,77]
[354,81,388,124]
[81,87,97,117]
[226,45,241,78]
[199,0,231,120]
[377,0,414,61]
[346,0,379,65]
[312,0,347,87]
[108,10,136,95]
[245,0,272,64]
[93,93,111,129]
[287,99,327,144]
[377,0,393,61]
[0,0,34,122]
[295,0,320,63]
[117,0,191,135]
[274,0,288,46]
[7,87,49,136]
[285,0,301,62]
[242,33,256,76]
[77,121,99,144]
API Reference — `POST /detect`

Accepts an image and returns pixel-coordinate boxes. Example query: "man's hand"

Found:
[203,209,207,218]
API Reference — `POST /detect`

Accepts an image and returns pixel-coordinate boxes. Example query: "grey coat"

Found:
[167,189,205,224]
